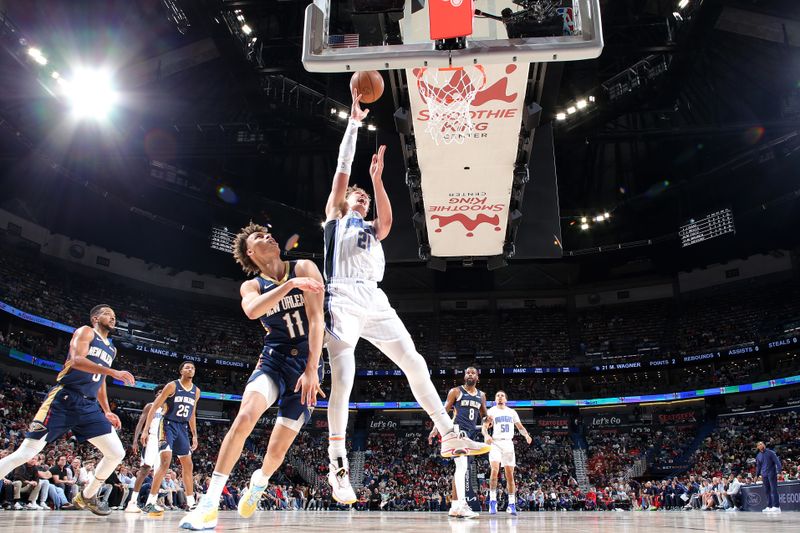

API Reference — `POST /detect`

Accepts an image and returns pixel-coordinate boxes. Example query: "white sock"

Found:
[84,478,105,499]
[251,470,270,488]
[206,472,229,502]
[187,494,195,506]
[454,456,468,501]
[490,489,497,501]
[129,491,139,505]
[328,439,348,464]
[146,493,157,505]
[509,493,516,504]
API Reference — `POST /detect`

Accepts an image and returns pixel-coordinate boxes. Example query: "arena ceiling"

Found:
[0,0,798,288]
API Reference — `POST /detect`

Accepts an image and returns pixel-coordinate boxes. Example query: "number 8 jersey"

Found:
[323,211,385,283]
[256,261,310,358]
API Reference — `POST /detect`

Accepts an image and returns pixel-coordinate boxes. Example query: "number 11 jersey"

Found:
[256,261,310,359]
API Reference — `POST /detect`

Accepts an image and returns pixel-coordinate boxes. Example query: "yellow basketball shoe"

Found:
[179,496,218,531]
[238,471,270,518]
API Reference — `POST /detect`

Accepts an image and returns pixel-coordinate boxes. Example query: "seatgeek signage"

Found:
[408,63,528,257]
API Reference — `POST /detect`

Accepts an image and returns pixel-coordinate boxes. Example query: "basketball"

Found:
[350,70,384,104]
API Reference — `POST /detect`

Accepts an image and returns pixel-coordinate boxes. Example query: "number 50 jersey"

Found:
[256,261,310,359]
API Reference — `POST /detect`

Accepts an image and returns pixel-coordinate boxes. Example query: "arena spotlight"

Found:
[678,0,689,8]
[27,47,47,65]
[580,223,589,230]
[337,110,348,119]
[64,69,118,120]
[576,99,587,109]
[555,112,566,121]
[242,24,253,35]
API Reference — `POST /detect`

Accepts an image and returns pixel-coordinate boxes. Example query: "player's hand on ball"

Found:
[292,277,324,293]
[350,87,369,122]
[369,145,386,181]
[105,411,122,429]
[295,369,326,406]
[112,369,136,386]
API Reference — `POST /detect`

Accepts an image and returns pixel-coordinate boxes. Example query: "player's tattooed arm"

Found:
[515,421,532,444]
[67,327,135,385]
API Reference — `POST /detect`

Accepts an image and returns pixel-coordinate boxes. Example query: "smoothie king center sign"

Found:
[408,63,528,257]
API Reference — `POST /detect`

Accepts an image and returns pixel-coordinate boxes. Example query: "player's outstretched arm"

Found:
[141,382,176,446]
[482,417,493,445]
[66,326,135,385]
[240,276,323,320]
[326,88,369,221]
[293,260,326,406]
[370,145,392,240]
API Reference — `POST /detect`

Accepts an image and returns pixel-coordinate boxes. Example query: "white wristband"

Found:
[336,119,360,175]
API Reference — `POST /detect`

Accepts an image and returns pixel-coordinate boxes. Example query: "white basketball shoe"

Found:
[327,461,357,505]
[441,431,491,458]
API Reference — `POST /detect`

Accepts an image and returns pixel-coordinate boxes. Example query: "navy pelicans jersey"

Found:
[164,380,197,423]
[453,386,483,432]
[256,261,309,358]
[56,331,116,399]
[323,211,385,282]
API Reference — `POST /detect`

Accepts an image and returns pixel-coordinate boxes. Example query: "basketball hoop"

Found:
[414,65,487,145]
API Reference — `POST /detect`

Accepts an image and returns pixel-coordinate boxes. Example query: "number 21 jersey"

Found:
[323,211,385,283]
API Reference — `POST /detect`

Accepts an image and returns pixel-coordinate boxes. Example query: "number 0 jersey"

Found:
[256,261,310,358]
[323,211,385,283]
[56,331,116,399]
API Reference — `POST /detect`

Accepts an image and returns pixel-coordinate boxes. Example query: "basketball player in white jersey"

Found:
[125,386,165,512]
[483,391,532,516]
[324,89,489,504]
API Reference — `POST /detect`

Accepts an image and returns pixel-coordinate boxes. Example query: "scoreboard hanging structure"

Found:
[679,208,736,248]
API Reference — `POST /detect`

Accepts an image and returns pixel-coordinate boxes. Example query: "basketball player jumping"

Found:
[483,391,532,515]
[140,362,200,516]
[179,223,326,530]
[324,89,489,504]
[0,304,135,516]
[125,385,165,513]
[428,367,489,519]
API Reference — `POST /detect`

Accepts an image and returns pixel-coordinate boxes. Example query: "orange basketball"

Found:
[350,71,384,104]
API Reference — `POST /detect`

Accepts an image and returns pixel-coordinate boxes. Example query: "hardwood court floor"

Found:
[0,509,796,532]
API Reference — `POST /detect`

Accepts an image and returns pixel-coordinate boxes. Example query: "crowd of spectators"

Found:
[3,243,800,379]
[4,366,800,514]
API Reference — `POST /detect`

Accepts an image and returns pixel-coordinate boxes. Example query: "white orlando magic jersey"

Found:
[323,211,385,282]
[148,406,164,437]
[487,406,520,441]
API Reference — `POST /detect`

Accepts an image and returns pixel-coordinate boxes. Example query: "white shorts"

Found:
[325,281,410,347]
[141,434,161,469]
[489,440,516,468]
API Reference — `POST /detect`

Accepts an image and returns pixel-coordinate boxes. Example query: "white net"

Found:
[415,66,486,145]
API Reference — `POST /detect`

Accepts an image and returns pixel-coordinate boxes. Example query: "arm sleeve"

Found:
[336,119,360,175]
